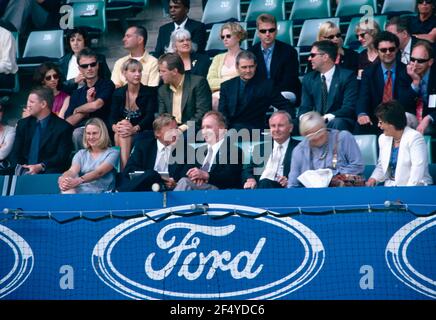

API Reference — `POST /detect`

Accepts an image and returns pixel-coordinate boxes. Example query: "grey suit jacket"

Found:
[158,73,212,129]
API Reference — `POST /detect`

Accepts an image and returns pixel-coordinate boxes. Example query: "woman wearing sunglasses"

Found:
[32,62,70,118]
[207,22,247,110]
[355,20,381,78]
[314,21,359,73]
[166,28,210,78]
[366,101,432,187]
[410,0,436,43]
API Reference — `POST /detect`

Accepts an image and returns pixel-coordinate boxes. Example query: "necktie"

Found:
[416,96,424,124]
[201,146,214,172]
[263,48,272,78]
[321,75,328,113]
[155,147,168,172]
[28,121,41,165]
[274,145,284,178]
[382,70,393,103]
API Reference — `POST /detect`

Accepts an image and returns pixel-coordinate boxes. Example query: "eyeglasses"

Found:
[417,0,431,4]
[356,32,367,39]
[410,57,431,64]
[378,47,397,53]
[324,33,342,40]
[309,52,325,58]
[44,74,59,81]
[220,34,232,40]
[258,28,276,34]
[79,61,98,69]
[305,127,326,140]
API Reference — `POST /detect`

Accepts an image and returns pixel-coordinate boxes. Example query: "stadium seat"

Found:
[106,0,148,30]
[381,0,417,16]
[424,135,432,164]
[9,174,61,196]
[1,175,10,196]
[244,0,286,24]
[201,0,241,26]
[296,18,340,48]
[252,20,293,46]
[18,30,65,68]
[429,163,436,183]
[335,0,378,19]
[363,164,375,180]
[354,134,378,165]
[205,22,248,57]
[71,1,107,36]
[343,15,387,50]
[289,0,331,22]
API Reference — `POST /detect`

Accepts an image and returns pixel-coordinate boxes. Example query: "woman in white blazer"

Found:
[366,101,433,186]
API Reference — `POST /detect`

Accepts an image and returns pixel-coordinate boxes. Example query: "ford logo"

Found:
[386,215,436,299]
[92,204,325,300]
[0,225,34,298]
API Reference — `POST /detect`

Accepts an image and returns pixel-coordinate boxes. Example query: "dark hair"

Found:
[236,50,257,66]
[386,16,411,35]
[202,110,228,129]
[32,62,62,89]
[66,27,90,49]
[129,25,148,47]
[312,40,338,61]
[30,86,54,110]
[374,31,400,50]
[171,0,190,9]
[413,40,434,59]
[77,48,98,65]
[158,53,185,74]
[375,100,407,130]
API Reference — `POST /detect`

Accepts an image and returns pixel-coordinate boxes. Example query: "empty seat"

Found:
[424,135,432,164]
[296,18,340,48]
[0,175,10,196]
[252,20,294,46]
[202,0,241,26]
[244,0,286,24]
[381,0,417,16]
[18,30,64,68]
[289,0,331,22]
[343,15,387,50]
[71,1,107,36]
[9,174,61,196]
[106,0,147,30]
[335,0,378,19]
[205,22,248,57]
[354,134,378,165]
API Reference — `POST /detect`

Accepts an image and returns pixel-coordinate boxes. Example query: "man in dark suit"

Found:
[407,41,436,135]
[154,0,207,58]
[249,13,301,106]
[8,87,73,175]
[118,114,193,192]
[242,110,300,189]
[298,40,358,132]
[174,111,243,190]
[158,53,211,133]
[356,31,416,134]
[386,15,419,65]
[219,50,293,131]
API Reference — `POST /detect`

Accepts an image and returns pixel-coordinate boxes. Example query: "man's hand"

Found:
[417,115,431,134]
[22,164,44,175]
[163,177,177,189]
[243,178,257,189]
[276,175,288,187]
[365,178,377,187]
[86,87,96,103]
[357,115,372,125]
[187,167,209,182]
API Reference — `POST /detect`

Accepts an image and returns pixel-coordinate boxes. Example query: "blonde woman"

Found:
[207,22,247,110]
[58,118,119,194]
[355,20,381,78]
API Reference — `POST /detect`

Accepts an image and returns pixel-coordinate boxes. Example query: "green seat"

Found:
[205,22,248,57]
[202,0,241,26]
[381,0,417,16]
[106,0,147,29]
[424,135,432,164]
[335,0,378,19]
[289,0,331,22]
[252,20,294,46]
[354,134,378,165]
[9,174,61,196]
[72,1,106,35]
[0,175,10,196]
[296,18,340,48]
[244,0,286,23]
[19,30,64,68]
[343,15,387,50]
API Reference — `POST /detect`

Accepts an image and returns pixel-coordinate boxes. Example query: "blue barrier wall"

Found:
[0,187,435,300]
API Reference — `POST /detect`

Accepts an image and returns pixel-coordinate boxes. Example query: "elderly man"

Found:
[243,110,300,189]
[288,111,363,188]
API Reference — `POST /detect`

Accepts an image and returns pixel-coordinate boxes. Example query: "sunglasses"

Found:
[45,74,59,81]
[309,52,325,58]
[378,47,397,53]
[356,32,367,39]
[417,0,431,4]
[79,61,98,69]
[410,57,431,63]
[324,33,342,40]
[258,28,276,34]
[220,34,232,40]
[305,127,327,140]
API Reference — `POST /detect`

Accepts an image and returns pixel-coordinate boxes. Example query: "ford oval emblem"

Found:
[92,204,325,300]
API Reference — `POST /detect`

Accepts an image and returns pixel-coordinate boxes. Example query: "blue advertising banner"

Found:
[0,187,435,300]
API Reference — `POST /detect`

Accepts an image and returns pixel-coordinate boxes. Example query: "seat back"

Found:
[245,0,286,23]
[9,174,61,196]
[343,15,387,49]
[381,0,416,16]
[252,20,294,46]
[354,134,378,165]
[424,135,432,164]
[335,0,378,18]
[296,18,340,47]
[289,0,331,21]
[72,1,107,33]
[1,175,10,196]
[22,30,64,59]
[202,0,241,26]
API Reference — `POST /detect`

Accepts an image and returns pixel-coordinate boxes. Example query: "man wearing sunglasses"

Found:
[406,41,436,135]
[298,40,358,133]
[249,13,301,106]
[65,48,115,150]
[410,0,436,43]
[356,31,416,134]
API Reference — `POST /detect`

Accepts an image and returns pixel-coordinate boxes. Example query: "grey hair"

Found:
[299,111,326,135]
[166,28,197,53]
[269,110,293,124]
